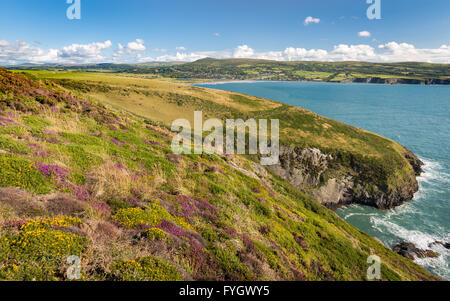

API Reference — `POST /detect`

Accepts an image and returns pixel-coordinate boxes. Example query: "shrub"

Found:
[22,115,50,129]
[107,198,135,213]
[60,132,104,146]
[0,137,30,154]
[110,256,182,281]
[0,216,88,280]
[113,201,191,230]
[253,201,271,217]
[211,246,253,281]
[20,216,83,231]
[0,260,60,281]
[0,155,51,194]
[64,145,103,171]
[208,183,226,195]
[4,229,87,259]
[144,228,166,241]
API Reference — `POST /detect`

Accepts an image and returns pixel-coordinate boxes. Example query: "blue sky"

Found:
[0,0,449,64]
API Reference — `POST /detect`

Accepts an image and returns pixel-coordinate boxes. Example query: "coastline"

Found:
[196,78,449,280]
[188,78,450,86]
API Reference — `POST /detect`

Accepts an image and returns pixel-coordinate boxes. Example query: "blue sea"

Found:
[196,81,450,280]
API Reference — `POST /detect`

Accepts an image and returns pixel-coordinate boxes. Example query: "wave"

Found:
[339,156,450,279]
[370,216,449,279]
[417,157,450,185]
[196,80,260,85]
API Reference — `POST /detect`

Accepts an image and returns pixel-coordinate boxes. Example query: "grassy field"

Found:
[0,68,439,281]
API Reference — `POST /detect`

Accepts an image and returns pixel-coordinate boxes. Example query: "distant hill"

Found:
[8,61,185,72]
[8,58,448,84]
[143,58,450,84]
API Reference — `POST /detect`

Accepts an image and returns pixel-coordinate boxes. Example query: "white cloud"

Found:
[331,44,376,61]
[358,31,371,37]
[139,50,230,63]
[284,47,328,61]
[1,39,449,65]
[214,33,221,37]
[0,40,112,65]
[125,39,146,54]
[59,41,112,61]
[304,16,320,26]
[113,43,124,58]
[176,46,186,51]
[377,42,450,63]
[113,39,147,60]
[233,45,255,58]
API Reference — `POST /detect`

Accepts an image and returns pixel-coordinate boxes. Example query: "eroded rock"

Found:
[393,242,440,260]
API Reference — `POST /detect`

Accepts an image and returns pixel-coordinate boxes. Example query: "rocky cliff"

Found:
[346,77,450,85]
[268,145,423,209]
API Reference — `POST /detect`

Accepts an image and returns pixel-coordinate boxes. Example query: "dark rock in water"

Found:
[428,241,450,250]
[393,242,440,260]
[422,250,440,258]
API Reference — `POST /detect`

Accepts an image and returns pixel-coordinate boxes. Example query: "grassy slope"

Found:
[24,71,420,200]
[0,69,438,281]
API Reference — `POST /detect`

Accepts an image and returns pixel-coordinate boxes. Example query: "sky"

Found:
[0,0,449,65]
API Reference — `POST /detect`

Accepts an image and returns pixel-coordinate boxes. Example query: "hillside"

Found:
[25,70,424,210]
[0,68,439,281]
[150,58,450,84]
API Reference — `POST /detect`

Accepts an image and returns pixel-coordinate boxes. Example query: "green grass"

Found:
[0,155,51,194]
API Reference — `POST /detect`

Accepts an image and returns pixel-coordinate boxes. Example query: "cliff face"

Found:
[346,77,450,85]
[268,145,422,209]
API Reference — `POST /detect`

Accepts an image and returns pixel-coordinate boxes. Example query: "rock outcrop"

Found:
[393,242,440,260]
[267,145,422,209]
[344,77,450,85]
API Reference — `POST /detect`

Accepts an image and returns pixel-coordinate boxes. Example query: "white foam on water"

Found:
[339,156,450,279]
[370,216,449,279]
[413,157,449,201]
[417,157,450,185]
[371,217,444,249]
[343,210,378,220]
[414,243,449,280]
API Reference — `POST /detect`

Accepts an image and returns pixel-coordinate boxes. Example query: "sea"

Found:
[195,81,450,280]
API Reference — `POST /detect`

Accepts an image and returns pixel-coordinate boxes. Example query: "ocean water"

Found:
[196,81,450,279]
